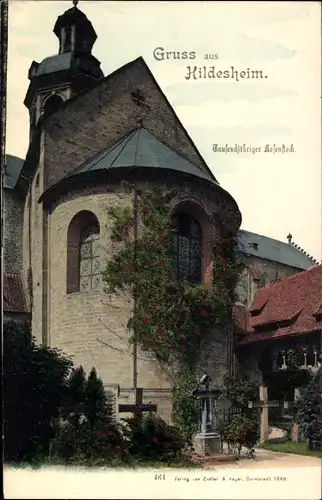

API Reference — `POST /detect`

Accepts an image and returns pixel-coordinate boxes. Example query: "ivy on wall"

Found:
[103,187,242,441]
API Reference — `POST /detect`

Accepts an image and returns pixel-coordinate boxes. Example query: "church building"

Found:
[4,3,320,420]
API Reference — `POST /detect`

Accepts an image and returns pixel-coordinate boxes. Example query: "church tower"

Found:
[24,0,104,141]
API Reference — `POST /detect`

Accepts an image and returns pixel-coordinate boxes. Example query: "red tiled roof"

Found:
[3,273,29,313]
[238,265,322,345]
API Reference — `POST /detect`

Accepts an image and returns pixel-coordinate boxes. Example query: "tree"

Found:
[295,367,322,451]
[84,367,108,429]
[3,321,72,462]
[62,366,87,428]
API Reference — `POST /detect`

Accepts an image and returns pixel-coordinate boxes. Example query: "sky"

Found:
[6,0,322,261]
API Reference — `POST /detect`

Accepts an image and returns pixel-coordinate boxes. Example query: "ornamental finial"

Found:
[73,0,79,7]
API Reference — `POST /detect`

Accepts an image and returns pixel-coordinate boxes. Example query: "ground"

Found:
[211,447,322,470]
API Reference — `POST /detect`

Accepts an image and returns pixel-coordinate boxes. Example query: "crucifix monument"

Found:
[192,372,222,455]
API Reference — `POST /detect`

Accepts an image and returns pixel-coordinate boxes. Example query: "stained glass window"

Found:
[171,214,202,283]
[79,224,101,292]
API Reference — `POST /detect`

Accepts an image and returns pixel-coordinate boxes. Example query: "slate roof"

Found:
[4,154,25,189]
[238,264,322,345]
[3,273,29,314]
[36,52,73,76]
[237,229,317,270]
[68,125,217,185]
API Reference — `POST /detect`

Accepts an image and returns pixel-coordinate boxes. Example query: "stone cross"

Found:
[192,386,222,433]
[131,89,149,109]
[118,387,157,423]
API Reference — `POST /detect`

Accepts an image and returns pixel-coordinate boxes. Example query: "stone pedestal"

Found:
[194,432,222,456]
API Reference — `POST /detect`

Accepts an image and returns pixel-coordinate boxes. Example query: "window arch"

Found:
[67,211,101,294]
[43,94,64,118]
[171,213,202,283]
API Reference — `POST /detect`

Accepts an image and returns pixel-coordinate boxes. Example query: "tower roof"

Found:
[53,3,97,44]
[35,52,73,77]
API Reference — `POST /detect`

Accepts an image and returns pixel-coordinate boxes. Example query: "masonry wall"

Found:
[236,255,306,306]
[4,189,24,274]
[41,175,229,421]
[43,59,211,191]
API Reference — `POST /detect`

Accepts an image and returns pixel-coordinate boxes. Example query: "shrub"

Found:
[295,368,322,451]
[218,413,258,457]
[123,413,185,462]
[218,376,259,457]
[52,365,127,464]
[3,321,72,462]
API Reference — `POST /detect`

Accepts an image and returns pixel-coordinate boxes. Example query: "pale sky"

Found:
[6,0,322,261]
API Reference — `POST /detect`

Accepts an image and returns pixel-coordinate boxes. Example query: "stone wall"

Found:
[32,175,231,420]
[3,189,24,274]
[43,58,210,191]
[236,254,306,306]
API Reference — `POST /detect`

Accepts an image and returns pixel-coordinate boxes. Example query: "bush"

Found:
[52,418,126,465]
[172,367,199,445]
[218,376,259,457]
[218,413,258,457]
[123,413,185,462]
[52,365,126,464]
[295,368,322,451]
[3,321,72,462]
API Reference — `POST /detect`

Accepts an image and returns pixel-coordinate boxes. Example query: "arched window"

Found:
[171,213,202,283]
[79,223,101,292]
[67,211,101,294]
[43,95,64,118]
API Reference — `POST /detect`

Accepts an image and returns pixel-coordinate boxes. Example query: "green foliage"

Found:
[53,365,121,462]
[3,321,73,462]
[223,375,256,408]
[103,188,242,440]
[172,367,199,444]
[218,413,258,457]
[260,440,322,459]
[84,367,108,429]
[123,413,185,462]
[62,366,87,425]
[295,367,322,451]
[218,376,259,457]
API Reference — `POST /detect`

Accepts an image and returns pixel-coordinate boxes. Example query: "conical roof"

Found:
[68,126,217,184]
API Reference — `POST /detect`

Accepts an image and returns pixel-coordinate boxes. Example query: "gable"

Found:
[42,57,218,191]
[239,264,322,344]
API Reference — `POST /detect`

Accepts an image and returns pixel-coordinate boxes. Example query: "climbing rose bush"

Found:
[103,186,242,440]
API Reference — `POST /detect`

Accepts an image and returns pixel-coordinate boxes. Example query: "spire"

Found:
[53,1,98,55]
[24,2,104,131]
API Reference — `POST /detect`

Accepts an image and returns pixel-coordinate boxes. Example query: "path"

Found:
[210,448,322,470]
